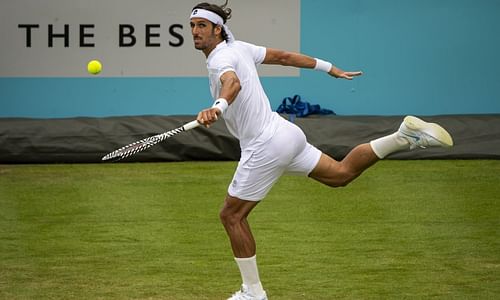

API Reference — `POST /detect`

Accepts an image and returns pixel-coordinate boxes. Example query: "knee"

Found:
[219,208,242,228]
[327,178,350,188]
[327,169,357,188]
[311,155,358,188]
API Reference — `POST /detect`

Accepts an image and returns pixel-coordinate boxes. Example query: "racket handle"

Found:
[183,120,200,131]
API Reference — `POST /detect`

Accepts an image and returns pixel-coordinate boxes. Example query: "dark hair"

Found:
[192,1,232,41]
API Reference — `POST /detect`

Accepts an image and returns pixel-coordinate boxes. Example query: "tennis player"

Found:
[190,2,453,299]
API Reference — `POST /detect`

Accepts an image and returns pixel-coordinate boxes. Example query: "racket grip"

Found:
[183,120,200,131]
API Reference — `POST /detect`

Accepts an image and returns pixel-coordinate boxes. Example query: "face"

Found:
[190,18,222,55]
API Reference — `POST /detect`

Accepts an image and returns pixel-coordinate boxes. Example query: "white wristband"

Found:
[314,58,333,73]
[212,98,229,115]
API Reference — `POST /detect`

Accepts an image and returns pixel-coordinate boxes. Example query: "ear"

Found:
[214,25,222,37]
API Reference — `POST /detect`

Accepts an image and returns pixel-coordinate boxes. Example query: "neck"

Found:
[203,39,225,57]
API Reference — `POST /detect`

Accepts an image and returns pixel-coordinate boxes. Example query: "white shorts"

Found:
[228,120,322,201]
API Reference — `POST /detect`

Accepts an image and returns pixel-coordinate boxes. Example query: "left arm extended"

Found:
[263,48,362,80]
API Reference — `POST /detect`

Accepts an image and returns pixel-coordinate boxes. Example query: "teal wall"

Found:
[1,0,499,118]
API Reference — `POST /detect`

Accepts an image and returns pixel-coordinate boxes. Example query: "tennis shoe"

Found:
[398,116,454,149]
[227,284,268,300]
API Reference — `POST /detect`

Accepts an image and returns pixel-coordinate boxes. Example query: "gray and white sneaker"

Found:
[398,116,454,149]
[227,284,268,300]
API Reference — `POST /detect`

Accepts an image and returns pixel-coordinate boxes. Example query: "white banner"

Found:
[0,0,300,77]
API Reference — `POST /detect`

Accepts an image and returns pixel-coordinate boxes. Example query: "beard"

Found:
[193,41,206,50]
[193,30,218,51]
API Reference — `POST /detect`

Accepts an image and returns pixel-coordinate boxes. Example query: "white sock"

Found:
[370,132,410,159]
[234,255,265,296]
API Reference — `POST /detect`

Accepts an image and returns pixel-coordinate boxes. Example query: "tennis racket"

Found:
[102,120,200,161]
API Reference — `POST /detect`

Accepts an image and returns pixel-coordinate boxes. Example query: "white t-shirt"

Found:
[206,40,284,151]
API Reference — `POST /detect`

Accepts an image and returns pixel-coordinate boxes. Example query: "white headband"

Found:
[190,8,224,25]
[190,8,235,43]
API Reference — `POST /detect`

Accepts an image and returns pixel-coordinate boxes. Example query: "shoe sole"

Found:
[403,116,454,147]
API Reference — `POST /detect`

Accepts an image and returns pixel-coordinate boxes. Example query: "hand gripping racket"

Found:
[102,120,200,161]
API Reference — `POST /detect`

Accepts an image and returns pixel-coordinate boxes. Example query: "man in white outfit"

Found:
[189,2,453,299]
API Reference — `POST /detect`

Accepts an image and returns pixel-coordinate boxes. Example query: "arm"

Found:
[263,48,362,80]
[197,71,241,127]
[218,71,241,104]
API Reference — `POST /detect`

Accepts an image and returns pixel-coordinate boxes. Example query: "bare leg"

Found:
[220,195,266,297]
[309,143,379,187]
[219,195,260,257]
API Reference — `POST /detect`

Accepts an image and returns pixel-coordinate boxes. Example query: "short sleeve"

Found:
[212,51,237,79]
[237,41,266,65]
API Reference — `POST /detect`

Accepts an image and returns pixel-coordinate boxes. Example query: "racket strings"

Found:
[102,126,186,161]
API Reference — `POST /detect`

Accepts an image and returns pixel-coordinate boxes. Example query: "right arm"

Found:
[197,71,241,128]
[262,48,362,80]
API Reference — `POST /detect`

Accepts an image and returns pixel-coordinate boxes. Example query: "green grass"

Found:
[0,161,499,299]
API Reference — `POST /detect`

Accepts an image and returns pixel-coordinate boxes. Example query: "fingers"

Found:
[341,71,363,80]
[328,68,363,80]
[197,108,220,128]
[348,71,363,77]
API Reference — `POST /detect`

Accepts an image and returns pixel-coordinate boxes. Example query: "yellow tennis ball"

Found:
[87,60,102,75]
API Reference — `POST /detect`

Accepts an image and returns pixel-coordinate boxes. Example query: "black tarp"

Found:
[1,115,499,163]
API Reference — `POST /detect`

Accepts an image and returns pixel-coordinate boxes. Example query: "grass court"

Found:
[1,160,499,299]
